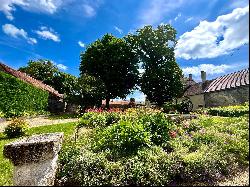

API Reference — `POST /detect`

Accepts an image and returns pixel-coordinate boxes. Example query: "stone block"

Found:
[4,133,64,186]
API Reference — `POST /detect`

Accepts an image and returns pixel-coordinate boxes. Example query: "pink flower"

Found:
[169,131,177,138]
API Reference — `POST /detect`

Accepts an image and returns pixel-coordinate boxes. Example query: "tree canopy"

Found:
[19,59,59,86]
[19,59,77,96]
[126,24,184,106]
[66,74,106,110]
[80,34,139,108]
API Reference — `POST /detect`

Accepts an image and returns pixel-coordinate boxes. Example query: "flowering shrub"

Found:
[58,109,249,185]
[206,102,249,117]
[4,118,29,138]
[93,120,152,155]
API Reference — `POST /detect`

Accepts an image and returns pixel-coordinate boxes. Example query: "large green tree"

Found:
[19,59,77,95]
[126,24,184,106]
[80,34,139,108]
[19,59,59,86]
[66,74,106,110]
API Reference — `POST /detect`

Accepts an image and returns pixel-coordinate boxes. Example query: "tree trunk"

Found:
[106,97,110,109]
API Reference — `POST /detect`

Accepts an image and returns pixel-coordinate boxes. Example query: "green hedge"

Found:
[0,72,49,118]
[207,102,249,117]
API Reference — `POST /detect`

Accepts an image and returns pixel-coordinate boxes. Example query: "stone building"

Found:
[0,62,65,113]
[183,68,249,110]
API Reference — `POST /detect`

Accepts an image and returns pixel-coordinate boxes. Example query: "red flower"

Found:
[169,131,177,138]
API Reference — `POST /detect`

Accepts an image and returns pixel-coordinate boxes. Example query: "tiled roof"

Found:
[184,80,213,96]
[204,68,249,93]
[0,62,63,98]
[102,100,130,105]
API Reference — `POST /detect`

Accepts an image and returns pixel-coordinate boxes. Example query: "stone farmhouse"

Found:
[183,68,249,110]
[0,62,65,113]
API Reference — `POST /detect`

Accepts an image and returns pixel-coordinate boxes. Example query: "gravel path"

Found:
[0,116,79,132]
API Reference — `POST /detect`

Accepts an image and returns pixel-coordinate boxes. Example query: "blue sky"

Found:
[0,0,249,101]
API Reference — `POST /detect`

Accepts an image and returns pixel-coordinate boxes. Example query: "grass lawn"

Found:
[0,122,77,186]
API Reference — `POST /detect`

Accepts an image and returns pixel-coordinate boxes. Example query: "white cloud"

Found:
[78,41,85,48]
[0,0,62,20]
[182,62,249,81]
[27,37,37,44]
[35,26,60,42]
[174,13,181,21]
[228,0,249,9]
[2,23,27,38]
[57,63,68,70]
[2,23,37,44]
[83,4,96,17]
[114,26,123,34]
[138,0,184,26]
[175,6,249,60]
[182,64,234,77]
[185,17,193,23]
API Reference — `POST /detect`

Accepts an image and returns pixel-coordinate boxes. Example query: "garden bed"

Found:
[56,108,249,186]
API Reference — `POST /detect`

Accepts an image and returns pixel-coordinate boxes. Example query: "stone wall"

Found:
[189,94,205,110]
[48,94,65,113]
[65,103,79,114]
[204,85,249,107]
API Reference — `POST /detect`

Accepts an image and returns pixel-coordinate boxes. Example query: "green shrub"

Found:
[181,145,237,182]
[0,72,49,118]
[57,145,181,186]
[141,112,177,145]
[105,112,121,126]
[78,111,121,129]
[78,112,106,128]
[207,103,249,117]
[4,118,29,138]
[58,109,249,186]
[93,120,152,155]
[163,102,178,113]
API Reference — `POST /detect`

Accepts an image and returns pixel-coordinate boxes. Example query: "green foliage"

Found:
[78,110,123,129]
[57,108,249,186]
[140,112,177,145]
[207,103,249,117]
[94,120,152,154]
[19,59,59,86]
[57,144,181,186]
[80,34,139,108]
[0,72,49,118]
[78,112,107,128]
[19,59,79,96]
[67,74,106,109]
[126,24,183,106]
[163,102,180,113]
[4,118,29,138]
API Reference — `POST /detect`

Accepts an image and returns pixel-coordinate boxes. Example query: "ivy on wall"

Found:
[0,72,49,118]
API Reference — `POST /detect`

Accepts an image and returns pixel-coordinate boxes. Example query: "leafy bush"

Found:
[57,144,181,186]
[163,102,177,113]
[58,109,249,186]
[163,100,192,114]
[207,102,249,117]
[4,118,29,138]
[140,112,177,145]
[78,112,106,128]
[93,120,152,155]
[78,111,121,129]
[0,72,49,118]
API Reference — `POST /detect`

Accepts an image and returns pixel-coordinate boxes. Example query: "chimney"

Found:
[188,74,192,81]
[201,71,206,82]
